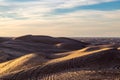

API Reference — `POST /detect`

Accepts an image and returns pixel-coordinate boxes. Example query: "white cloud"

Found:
[0,0,117,20]
[0,0,120,37]
[0,10,120,37]
[55,0,116,8]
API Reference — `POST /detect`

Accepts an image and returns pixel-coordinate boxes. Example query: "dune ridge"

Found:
[0,35,120,80]
[1,46,120,80]
[0,53,48,76]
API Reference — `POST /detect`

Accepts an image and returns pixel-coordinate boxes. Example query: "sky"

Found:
[0,0,120,37]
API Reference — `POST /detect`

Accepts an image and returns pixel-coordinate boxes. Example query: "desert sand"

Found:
[0,35,120,80]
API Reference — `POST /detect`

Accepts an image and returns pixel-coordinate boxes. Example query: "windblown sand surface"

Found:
[0,35,120,80]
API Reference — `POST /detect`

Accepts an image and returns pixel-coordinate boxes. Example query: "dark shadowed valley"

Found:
[0,35,120,80]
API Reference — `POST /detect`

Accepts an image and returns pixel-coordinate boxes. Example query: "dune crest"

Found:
[0,35,120,80]
[0,53,48,76]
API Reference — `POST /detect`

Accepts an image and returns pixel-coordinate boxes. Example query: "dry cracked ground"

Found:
[0,35,120,80]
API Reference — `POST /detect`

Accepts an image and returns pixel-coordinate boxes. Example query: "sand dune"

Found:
[0,35,120,80]
[0,51,12,63]
[1,46,120,80]
[0,37,11,43]
[42,69,120,80]
[0,35,87,58]
[0,53,48,76]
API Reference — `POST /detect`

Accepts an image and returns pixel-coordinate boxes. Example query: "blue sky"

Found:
[53,1,120,14]
[0,0,120,37]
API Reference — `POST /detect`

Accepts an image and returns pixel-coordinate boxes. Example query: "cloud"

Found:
[55,0,117,8]
[0,0,120,37]
[0,0,118,19]
[52,1,120,15]
[0,9,120,37]
[5,0,34,2]
[0,0,119,20]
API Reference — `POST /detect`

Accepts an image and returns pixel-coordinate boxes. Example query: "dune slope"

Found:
[0,53,48,76]
[1,46,120,80]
